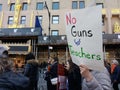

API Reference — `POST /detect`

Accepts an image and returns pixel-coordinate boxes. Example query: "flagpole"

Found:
[44,1,51,58]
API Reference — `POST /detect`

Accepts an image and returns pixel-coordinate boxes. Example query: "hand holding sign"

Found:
[79,64,93,82]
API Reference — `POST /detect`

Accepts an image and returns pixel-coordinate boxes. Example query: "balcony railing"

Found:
[38,34,120,45]
[38,35,67,45]
[103,34,120,44]
[0,28,42,37]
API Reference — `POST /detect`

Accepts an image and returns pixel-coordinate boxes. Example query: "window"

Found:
[79,1,85,9]
[0,4,2,11]
[22,3,28,10]
[51,30,59,36]
[36,16,43,24]
[38,16,43,24]
[52,2,59,10]
[96,3,104,8]
[10,3,15,11]
[20,16,26,24]
[8,16,13,24]
[36,2,43,10]
[52,15,59,24]
[72,1,77,9]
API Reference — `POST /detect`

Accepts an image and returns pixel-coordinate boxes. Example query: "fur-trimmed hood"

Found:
[27,59,38,66]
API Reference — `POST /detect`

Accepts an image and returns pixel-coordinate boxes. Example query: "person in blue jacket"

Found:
[0,45,29,90]
[111,60,120,90]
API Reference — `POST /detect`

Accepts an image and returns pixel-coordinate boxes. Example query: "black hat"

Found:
[25,52,35,61]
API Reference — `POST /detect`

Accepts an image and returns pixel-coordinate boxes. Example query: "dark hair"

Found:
[67,59,79,73]
[53,57,58,62]
[25,52,35,61]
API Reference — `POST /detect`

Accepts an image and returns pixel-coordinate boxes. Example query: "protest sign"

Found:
[65,6,104,71]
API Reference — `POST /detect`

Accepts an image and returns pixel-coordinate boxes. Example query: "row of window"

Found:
[8,15,59,25]
[8,15,104,27]
[0,1,104,11]
[8,16,59,36]
[8,15,59,36]
[0,3,28,11]
[0,1,84,11]
[8,16,26,24]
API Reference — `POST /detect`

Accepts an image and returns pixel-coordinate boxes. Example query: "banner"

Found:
[65,6,104,71]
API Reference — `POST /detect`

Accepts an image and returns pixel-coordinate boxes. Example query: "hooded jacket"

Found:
[82,68,113,90]
[0,70,29,90]
[24,59,38,81]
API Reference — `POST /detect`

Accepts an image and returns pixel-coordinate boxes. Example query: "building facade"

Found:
[0,0,120,65]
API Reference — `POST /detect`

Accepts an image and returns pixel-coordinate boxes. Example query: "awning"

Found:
[103,34,120,44]
[8,45,31,55]
[0,28,42,37]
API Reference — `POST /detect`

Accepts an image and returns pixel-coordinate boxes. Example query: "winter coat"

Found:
[0,70,29,90]
[111,65,120,83]
[24,59,38,81]
[44,61,58,90]
[49,61,58,78]
[24,59,38,90]
[82,68,113,90]
[67,65,82,90]
[58,64,67,90]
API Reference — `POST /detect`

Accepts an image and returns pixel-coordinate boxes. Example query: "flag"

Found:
[35,16,42,35]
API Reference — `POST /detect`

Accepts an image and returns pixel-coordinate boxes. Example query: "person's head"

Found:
[112,59,119,65]
[0,45,13,73]
[25,52,35,63]
[48,53,58,64]
[65,59,75,71]
[0,45,9,58]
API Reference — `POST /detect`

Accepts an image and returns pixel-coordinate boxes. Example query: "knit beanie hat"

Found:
[112,59,119,65]
[0,45,9,58]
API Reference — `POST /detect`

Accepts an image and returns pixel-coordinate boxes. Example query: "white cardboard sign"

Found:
[65,6,104,71]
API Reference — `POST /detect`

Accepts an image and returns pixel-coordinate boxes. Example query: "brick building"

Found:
[0,0,120,65]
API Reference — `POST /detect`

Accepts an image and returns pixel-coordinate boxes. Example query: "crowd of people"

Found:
[0,45,120,90]
[44,54,113,90]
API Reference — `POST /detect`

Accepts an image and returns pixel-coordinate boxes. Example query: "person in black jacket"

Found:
[0,45,29,90]
[44,54,59,90]
[65,59,82,90]
[24,52,39,90]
